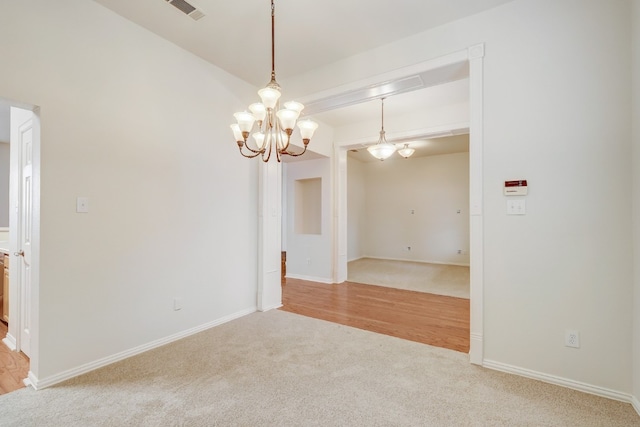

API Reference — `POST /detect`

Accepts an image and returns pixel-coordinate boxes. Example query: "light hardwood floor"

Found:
[280,278,470,353]
[0,321,29,395]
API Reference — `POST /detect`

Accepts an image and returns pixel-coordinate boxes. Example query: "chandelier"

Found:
[230,0,318,163]
[367,98,397,161]
[398,143,415,158]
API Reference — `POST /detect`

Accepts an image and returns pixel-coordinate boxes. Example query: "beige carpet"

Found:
[1,310,638,426]
[348,258,470,299]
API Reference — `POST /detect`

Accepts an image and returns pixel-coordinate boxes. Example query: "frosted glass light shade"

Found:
[230,124,244,141]
[233,111,255,133]
[249,103,266,122]
[276,108,298,130]
[253,132,266,149]
[398,144,415,158]
[367,142,397,160]
[258,87,281,109]
[297,119,319,140]
[284,101,304,115]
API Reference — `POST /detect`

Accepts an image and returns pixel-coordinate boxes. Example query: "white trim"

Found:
[298,50,470,107]
[318,45,484,365]
[28,307,256,390]
[357,256,470,268]
[484,359,635,405]
[632,395,640,417]
[285,273,334,284]
[468,44,484,366]
[2,333,17,351]
[24,373,35,389]
[258,303,283,312]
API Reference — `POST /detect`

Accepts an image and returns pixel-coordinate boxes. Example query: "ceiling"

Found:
[88,0,512,159]
[92,0,514,88]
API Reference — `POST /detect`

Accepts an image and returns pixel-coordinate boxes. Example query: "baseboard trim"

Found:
[285,273,334,284]
[2,333,16,351]
[258,303,283,312]
[469,333,483,365]
[30,307,257,390]
[632,395,640,417]
[360,256,470,267]
[483,359,634,405]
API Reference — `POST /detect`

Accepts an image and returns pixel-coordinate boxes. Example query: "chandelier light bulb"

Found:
[367,141,397,160]
[258,87,281,109]
[230,124,244,142]
[283,101,304,114]
[276,108,299,131]
[233,111,255,133]
[249,103,267,122]
[252,132,266,150]
[398,143,415,158]
[297,119,319,141]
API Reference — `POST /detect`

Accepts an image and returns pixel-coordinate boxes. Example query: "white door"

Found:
[11,107,33,357]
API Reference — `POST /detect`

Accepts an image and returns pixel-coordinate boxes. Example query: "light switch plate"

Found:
[507,199,526,215]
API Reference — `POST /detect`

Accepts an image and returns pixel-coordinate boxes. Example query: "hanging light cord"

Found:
[270,0,276,84]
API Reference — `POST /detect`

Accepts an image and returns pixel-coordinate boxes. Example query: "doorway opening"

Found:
[310,45,484,363]
[0,97,40,393]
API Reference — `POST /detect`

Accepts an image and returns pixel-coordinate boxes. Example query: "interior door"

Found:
[12,107,33,357]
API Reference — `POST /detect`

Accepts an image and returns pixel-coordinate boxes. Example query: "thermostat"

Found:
[504,180,528,196]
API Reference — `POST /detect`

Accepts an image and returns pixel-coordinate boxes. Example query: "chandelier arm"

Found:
[242,140,264,154]
[281,144,308,157]
[238,145,264,159]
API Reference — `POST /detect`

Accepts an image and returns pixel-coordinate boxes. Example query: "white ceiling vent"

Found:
[165,0,205,21]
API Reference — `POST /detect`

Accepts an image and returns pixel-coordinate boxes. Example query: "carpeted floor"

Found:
[348,258,470,298]
[1,310,637,426]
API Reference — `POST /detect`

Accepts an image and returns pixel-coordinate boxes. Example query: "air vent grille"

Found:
[165,0,205,21]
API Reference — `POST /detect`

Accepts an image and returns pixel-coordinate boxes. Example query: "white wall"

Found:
[347,157,366,261]
[284,158,333,282]
[0,0,260,383]
[358,152,469,265]
[632,0,640,412]
[288,0,635,396]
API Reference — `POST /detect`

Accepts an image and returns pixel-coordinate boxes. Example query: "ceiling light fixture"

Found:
[230,0,318,163]
[398,143,415,159]
[367,98,397,161]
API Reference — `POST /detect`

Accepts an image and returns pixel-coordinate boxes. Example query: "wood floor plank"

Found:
[0,321,29,395]
[280,278,470,353]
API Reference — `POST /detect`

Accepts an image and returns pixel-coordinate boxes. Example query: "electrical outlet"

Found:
[565,330,580,348]
[457,249,462,254]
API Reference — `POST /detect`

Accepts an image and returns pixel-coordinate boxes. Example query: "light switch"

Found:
[507,199,526,215]
[76,197,89,213]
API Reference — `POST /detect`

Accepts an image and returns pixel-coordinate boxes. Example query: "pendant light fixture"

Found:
[367,98,397,161]
[398,143,415,158]
[230,0,318,162]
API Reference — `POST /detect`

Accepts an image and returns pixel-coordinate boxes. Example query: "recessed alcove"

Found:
[294,177,322,235]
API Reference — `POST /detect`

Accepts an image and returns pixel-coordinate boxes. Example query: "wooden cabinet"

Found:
[2,254,8,323]
[0,255,4,322]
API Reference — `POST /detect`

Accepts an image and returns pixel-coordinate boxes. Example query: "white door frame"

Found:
[3,100,40,385]
[330,45,485,364]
